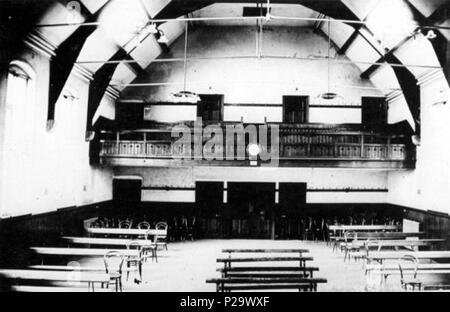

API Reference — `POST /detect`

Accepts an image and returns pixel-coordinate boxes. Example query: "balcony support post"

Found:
[361,134,365,158]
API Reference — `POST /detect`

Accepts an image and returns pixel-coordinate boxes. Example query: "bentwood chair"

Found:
[104,251,125,292]
[398,255,422,291]
[119,220,132,229]
[137,221,151,239]
[142,230,158,262]
[125,241,143,282]
[155,222,169,250]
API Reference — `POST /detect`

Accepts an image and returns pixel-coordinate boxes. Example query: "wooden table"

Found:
[367,251,450,264]
[63,236,155,247]
[0,269,109,292]
[30,247,138,263]
[329,225,400,232]
[86,228,166,237]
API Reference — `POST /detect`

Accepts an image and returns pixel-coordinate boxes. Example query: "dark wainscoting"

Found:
[400,205,450,249]
[0,201,113,268]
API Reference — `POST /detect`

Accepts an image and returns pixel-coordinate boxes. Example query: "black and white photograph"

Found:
[0,0,449,298]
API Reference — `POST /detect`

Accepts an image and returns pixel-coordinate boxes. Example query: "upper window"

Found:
[283,96,309,123]
[197,94,224,123]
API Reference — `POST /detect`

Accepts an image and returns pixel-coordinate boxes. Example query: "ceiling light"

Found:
[157,30,169,44]
[317,17,343,101]
[320,92,338,100]
[169,91,200,103]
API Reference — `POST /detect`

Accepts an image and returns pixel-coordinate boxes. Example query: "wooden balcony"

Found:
[98,123,415,169]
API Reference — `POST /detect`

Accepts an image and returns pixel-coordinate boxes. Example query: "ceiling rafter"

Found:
[47,0,111,129]
[406,0,450,85]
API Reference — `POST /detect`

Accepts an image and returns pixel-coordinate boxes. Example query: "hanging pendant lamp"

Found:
[318,17,341,100]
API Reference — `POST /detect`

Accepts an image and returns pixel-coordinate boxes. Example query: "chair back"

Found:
[104,251,125,274]
[126,241,142,258]
[398,254,418,280]
[156,222,168,231]
[119,220,132,229]
[145,229,158,243]
[344,231,357,243]
[137,221,151,229]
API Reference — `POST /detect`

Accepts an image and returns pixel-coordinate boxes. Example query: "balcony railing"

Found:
[98,123,414,168]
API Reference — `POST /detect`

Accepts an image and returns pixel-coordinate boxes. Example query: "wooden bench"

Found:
[0,269,109,292]
[217,257,314,269]
[222,249,309,257]
[217,266,320,278]
[206,277,327,292]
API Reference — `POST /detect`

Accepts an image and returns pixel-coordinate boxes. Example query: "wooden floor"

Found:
[76,239,409,292]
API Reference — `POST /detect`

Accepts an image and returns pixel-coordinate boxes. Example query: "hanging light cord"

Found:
[327,16,331,94]
[183,21,189,93]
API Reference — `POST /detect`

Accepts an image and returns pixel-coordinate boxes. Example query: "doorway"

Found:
[112,178,142,217]
[227,182,276,238]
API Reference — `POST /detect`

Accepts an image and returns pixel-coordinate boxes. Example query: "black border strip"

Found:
[138,102,361,109]
[141,186,388,193]
[142,186,196,191]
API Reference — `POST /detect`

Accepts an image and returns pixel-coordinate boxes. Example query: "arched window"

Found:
[2,61,35,217]
[4,61,35,150]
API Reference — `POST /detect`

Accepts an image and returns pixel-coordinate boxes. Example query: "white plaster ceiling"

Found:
[29,0,448,98]
[408,0,448,18]
[190,3,319,27]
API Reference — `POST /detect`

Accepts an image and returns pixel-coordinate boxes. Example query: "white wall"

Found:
[121,26,383,124]
[388,71,450,214]
[0,46,114,218]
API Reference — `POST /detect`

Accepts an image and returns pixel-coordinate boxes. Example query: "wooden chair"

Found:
[119,220,132,229]
[119,220,132,239]
[137,221,151,229]
[398,255,422,291]
[103,251,124,292]
[137,221,151,239]
[125,241,143,282]
[142,230,158,262]
[155,222,169,250]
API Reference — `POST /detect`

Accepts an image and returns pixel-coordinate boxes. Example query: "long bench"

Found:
[222,249,309,257]
[206,277,327,292]
[217,266,320,278]
[207,248,326,292]
[217,257,314,269]
[0,269,109,292]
